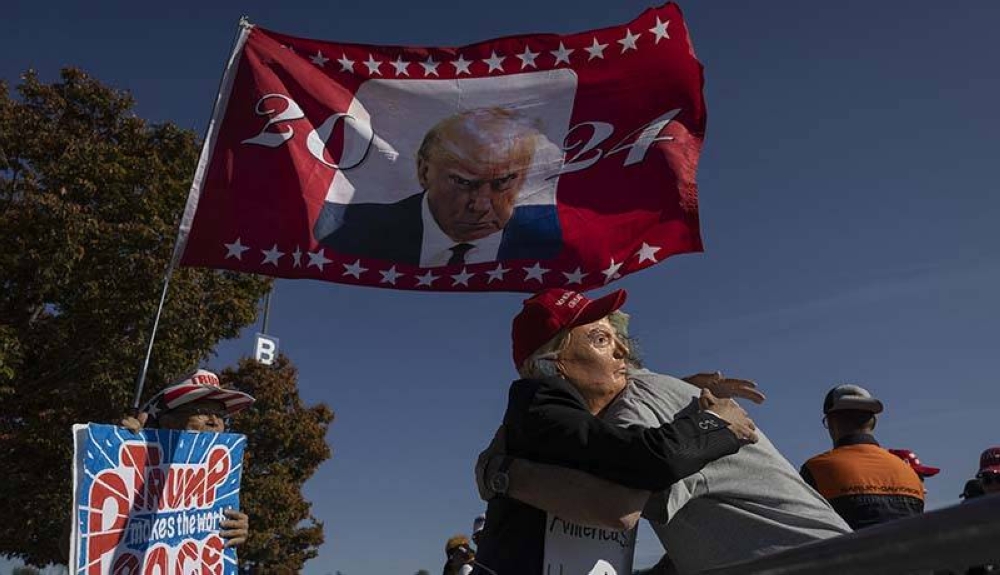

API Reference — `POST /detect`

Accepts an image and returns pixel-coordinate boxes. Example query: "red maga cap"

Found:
[888,448,940,477]
[980,447,1000,474]
[512,288,627,369]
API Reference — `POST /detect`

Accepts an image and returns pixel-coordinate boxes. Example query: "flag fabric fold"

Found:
[178,2,707,292]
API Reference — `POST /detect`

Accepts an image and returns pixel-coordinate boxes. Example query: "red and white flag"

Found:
[178,3,706,292]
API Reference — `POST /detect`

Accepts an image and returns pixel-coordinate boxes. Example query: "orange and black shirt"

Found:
[800,434,924,530]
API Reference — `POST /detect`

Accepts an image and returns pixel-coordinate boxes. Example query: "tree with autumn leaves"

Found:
[0,69,332,571]
[224,355,334,572]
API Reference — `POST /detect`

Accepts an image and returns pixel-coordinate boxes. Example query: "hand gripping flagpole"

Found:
[131,17,255,410]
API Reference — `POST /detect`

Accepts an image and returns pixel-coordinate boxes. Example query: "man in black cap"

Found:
[800,384,924,529]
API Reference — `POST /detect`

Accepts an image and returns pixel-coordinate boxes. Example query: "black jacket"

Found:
[474,376,740,575]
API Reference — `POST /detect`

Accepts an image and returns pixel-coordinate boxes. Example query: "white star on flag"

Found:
[523,262,550,283]
[292,246,303,267]
[483,51,505,73]
[450,55,473,75]
[618,29,641,53]
[307,249,332,271]
[486,264,510,283]
[649,17,670,43]
[364,55,383,75]
[261,244,284,266]
[338,53,356,72]
[550,42,574,65]
[415,270,438,287]
[562,267,587,285]
[602,259,624,283]
[451,268,474,287]
[391,57,411,76]
[420,56,440,76]
[224,238,249,260]
[380,266,404,285]
[585,38,608,60]
[636,242,661,263]
[310,51,330,67]
[342,260,368,278]
[516,46,539,69]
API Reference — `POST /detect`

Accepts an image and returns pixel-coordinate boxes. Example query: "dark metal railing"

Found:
[700,495,1000,575]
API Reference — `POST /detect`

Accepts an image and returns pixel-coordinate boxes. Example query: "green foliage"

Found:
[224,355,334,573]
[0,324,21,391]
[0,69,271,565]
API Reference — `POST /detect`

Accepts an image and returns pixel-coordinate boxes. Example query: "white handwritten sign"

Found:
[543,514,635,575]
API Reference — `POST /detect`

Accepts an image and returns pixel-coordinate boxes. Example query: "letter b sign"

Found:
[254,333,279,365]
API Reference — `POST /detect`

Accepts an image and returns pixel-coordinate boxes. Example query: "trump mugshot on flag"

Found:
[177,2,706,292]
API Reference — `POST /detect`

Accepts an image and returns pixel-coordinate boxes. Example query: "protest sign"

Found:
[544,515,635,575]
[70,424,246,574]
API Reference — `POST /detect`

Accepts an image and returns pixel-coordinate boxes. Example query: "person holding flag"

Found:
[61,369,255,565]
[121,369,255,548]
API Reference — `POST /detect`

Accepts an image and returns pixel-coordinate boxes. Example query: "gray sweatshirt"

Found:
[604,369,852,574]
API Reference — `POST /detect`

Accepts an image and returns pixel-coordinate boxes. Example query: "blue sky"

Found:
[4,0,999,573]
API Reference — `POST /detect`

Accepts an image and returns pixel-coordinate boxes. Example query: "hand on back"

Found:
[699,388,758,446]
[684,371,766,404]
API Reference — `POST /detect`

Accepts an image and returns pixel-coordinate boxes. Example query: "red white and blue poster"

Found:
[177,2,706,292]
[69,424,246,574]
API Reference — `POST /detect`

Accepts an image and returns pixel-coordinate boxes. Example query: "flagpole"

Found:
[131,17,255,410]
[262,287,273,334]
[131,260,179,410]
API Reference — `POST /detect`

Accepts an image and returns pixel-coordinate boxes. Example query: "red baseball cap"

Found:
[979,447,1000,475]
[888,448,940,477]
[512,288,627,369]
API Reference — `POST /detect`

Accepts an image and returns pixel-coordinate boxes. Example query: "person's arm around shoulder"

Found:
[508,459,646,530]
[505,378,755,492]
[475,426,647,530]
